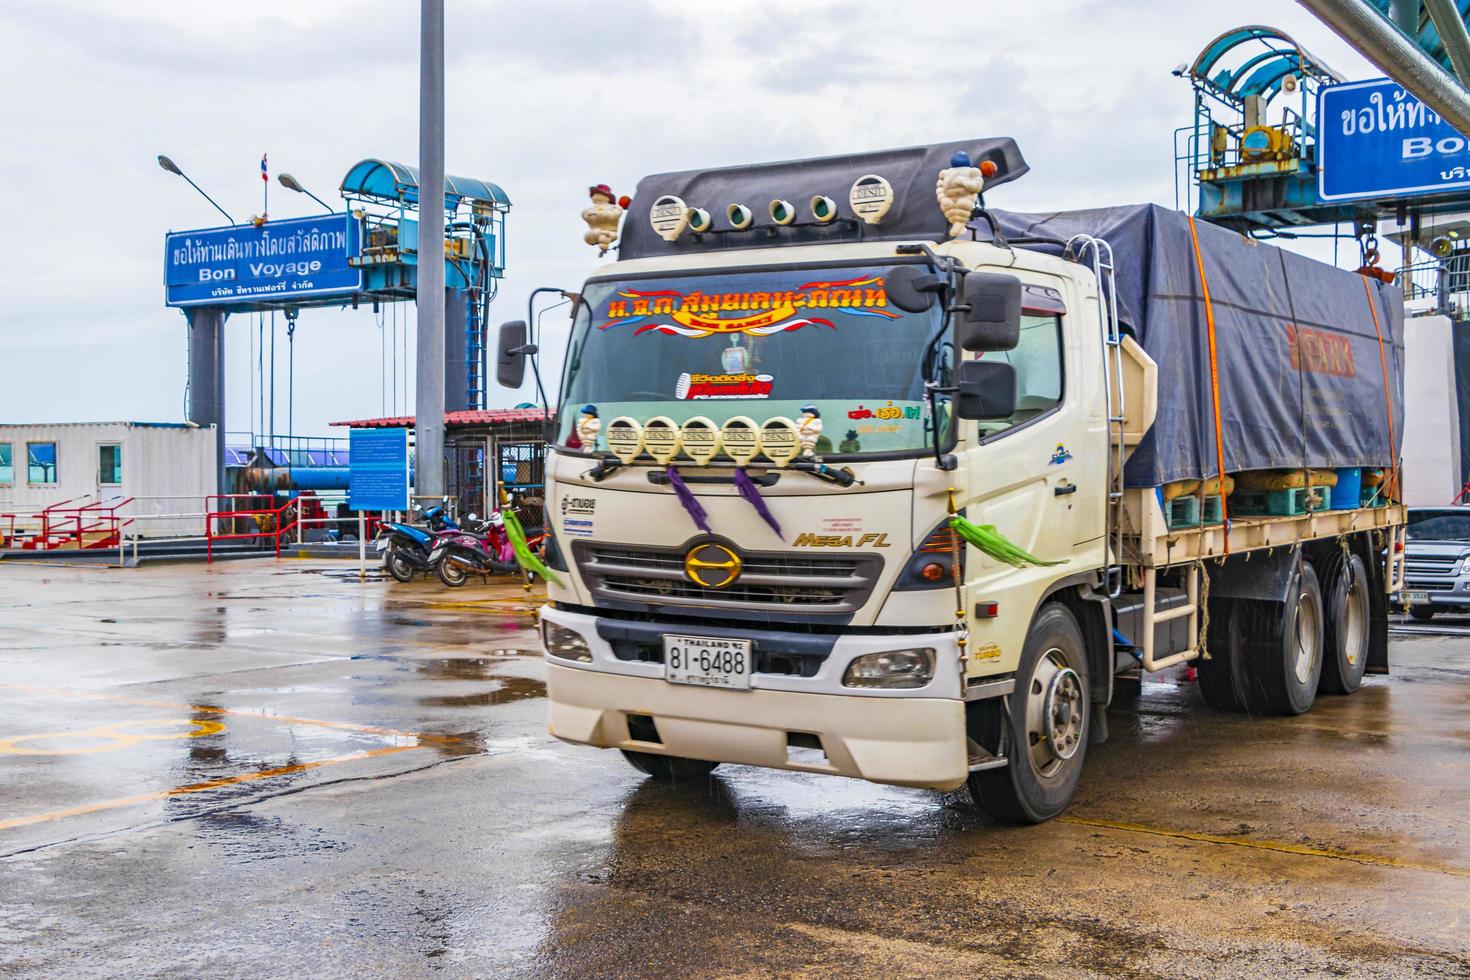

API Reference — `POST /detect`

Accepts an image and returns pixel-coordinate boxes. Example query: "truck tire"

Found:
[969,603,1089,824]
[1240,561,1324,715]
[1319,551,1370,695]
[620,750,720,783]
[1197,598,1247,711]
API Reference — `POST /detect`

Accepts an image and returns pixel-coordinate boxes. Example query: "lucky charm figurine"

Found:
[936,151,985,238]
[582,184,626,256]
[797,404,823,458]
[575,404,601,450]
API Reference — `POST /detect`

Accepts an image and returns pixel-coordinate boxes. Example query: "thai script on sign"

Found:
[170,225,347,266]
[1338,85,1442,138]
[601,275,899,338]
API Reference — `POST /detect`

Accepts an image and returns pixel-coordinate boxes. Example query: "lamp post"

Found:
[278,172,336,214]
[156,155,236,225]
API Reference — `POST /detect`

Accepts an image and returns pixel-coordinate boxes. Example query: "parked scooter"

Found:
[376,499,459,583]
[431,512,518,587]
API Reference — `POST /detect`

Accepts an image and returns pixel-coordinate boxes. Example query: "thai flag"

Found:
[260,153,268,182]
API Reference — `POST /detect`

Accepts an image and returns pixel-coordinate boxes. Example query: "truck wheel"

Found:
[620,750,719,783]
[1197,598,1247,711]
[385,546,417,583]
[1320,551,1370,695]
[969,603,1089,824]
[1409,606,1435,622]
[1240,561,1324,715]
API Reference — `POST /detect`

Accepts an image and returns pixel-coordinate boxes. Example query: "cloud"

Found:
[0,0,1385,431]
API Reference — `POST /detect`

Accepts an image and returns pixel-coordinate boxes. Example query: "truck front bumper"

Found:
[541,605,969,791]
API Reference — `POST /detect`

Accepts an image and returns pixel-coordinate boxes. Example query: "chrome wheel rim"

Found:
[1293,586,1321,685]
[1027,649,1085,778]
[1342,568,1368,668]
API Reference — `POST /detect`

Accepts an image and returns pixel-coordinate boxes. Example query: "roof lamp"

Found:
[727,203,754,230]
[809,195,837,222]
[769,199,796,225]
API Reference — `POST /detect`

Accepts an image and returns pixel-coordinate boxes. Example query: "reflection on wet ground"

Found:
[2,559,1469,977]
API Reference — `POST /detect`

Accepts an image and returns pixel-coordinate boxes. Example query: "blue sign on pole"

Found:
[1319,78,1470,202]
[164,213,363,307]
[348,428,411,511]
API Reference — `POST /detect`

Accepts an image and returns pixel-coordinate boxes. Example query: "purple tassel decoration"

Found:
[733,467,782,538]
[665,467,712,534]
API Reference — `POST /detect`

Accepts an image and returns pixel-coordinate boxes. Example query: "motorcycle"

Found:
[375,499,459,583]
[430,512,519,587]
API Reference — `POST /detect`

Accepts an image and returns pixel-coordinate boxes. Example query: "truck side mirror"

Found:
[958,272,1021,351]
[954,359,1016,420]
[496,320,531,389]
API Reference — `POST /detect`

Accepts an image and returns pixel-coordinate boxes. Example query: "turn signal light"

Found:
[921,562,946,581]
[893,521,963,591]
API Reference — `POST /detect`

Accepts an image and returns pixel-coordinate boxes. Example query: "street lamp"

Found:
[156,155,236,225]
[278,172,336,214]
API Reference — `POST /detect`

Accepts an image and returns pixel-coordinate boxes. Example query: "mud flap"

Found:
[1357,534,1391,676]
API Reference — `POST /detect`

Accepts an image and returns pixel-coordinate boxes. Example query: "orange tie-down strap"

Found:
[1361,274,1399,498]
[1186,216,1230,555]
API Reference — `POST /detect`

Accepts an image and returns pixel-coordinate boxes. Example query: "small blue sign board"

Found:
[1319,77,1470,202]
[164,213,363,307]
[348,428,410,511]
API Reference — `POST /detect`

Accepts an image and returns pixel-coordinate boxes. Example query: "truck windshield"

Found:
[557,263,949,458]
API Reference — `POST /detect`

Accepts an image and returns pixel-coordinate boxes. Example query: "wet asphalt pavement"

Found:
[1,559,1468,978]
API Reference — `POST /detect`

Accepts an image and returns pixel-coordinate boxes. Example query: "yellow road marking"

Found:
[0,683,458,745]
[0,718,225,756]
[1058,814,1470,879]
[0,745,419,832]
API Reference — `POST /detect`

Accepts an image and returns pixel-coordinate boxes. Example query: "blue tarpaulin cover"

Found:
[990,204,1405,489]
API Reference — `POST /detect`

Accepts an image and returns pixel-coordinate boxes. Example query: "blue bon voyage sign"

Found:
[348,428,410,511]
[165,213,363,307]
[1319,77,1470,202]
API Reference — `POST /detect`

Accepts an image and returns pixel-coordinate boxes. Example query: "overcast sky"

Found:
[0,0,1385,436]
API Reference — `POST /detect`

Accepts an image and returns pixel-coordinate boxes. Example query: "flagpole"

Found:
[262,153,268,219]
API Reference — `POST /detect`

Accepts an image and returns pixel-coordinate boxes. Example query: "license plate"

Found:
[375,538,389,553]
[1401,591,1431,604]
[664,634,752,689]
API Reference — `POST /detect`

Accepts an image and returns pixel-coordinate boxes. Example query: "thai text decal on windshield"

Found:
[599,275,899,338]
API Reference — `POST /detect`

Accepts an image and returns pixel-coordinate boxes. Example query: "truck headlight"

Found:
[842,648,935,689]
[542,621,592,662]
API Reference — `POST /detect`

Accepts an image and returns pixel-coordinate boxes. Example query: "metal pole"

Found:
[1424,0,1470,85]
[187,307,227,497]
[415,0,447,498]
[1298,0,1470,135]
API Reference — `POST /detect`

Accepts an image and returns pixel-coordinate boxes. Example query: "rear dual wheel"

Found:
[1199,560,1328,715]
[1319,551,1370,695]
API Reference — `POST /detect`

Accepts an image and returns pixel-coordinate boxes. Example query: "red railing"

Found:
[205,494,301,562]
[0,513,14,549]
[27,496,133,551]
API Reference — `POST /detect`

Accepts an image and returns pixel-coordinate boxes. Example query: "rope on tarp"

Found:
[1360,274,1399,503]
[1186,216,1231,557]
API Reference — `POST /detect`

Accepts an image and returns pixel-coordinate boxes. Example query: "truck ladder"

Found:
[1139,564,1202,672]
[1066,235,1127,597]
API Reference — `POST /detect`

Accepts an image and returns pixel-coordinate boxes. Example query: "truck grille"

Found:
[573,542,882,614]
[1404,553,1462,577]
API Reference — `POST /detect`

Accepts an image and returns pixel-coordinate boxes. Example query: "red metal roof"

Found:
[331,408,551,429]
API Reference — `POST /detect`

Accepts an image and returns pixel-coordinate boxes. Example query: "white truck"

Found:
[501,139,1406,823]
